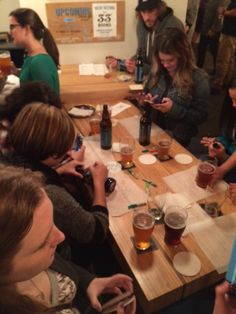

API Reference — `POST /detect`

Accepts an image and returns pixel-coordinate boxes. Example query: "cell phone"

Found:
[101,291,135,314]
[73,135,83,151]
[226,238,236,297]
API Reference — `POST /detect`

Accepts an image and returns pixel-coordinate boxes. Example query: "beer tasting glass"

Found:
[156,130,172,161]
[133,208,155,251]
[0,50,11,76]
[164,205,188,246]
[89,116,101,135]
[200,181,228,217]
[147,185,167,222]
[196,155,217,189]
[119,137,135,169]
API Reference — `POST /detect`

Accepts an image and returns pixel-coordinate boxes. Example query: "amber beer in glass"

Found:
[0,51,11,76]
[164,206,188,246]
[120,137,135,169]
[156,130,172,161]
[133,210,155,250]
[196,156,217,188]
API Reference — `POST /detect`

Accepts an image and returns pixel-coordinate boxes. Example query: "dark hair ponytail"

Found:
[42,28,59,67]
[10,8,60,67]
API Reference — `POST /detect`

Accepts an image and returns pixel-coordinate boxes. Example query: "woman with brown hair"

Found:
[143,27,209,146]
[9,8,60,94]
[1,103,109,268]
[0,165,135,314]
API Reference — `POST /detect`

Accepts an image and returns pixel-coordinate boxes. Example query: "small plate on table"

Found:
[68,104,95,118]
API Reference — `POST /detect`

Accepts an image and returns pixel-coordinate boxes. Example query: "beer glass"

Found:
[119,137,135,169]
[201,181,228,217]
[0,50,11,76]
[164,205,188,246]
[133,208,155,251]
[89,116,100,135]
[196,155,217,189]
[156,130,172,161]
[147,185,167,222]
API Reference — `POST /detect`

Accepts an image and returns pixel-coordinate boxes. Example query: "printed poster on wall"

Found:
[92,3,117,38]
[46,2,124,44]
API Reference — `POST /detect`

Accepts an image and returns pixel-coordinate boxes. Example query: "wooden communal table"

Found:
[59,64,133,104]
[63,95,235,313]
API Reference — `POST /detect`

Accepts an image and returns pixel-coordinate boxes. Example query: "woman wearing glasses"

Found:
[9,8,60,95]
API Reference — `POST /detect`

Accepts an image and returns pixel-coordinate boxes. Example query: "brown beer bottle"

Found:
[100,104,112,150]
[139,103,152,146]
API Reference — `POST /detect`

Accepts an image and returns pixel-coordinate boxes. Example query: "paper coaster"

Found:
[174,154,193,165]
[139,154,157,165]
[173,252,201,276]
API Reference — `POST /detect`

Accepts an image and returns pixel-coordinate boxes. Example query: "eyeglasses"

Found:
[9,24,21,31]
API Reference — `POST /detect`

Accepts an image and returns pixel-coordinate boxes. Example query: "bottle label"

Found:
[139,123,151,146]
[135,65,143,84]
[101,128,112,149]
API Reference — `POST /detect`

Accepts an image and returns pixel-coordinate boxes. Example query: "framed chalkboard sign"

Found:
[46,1,125,44]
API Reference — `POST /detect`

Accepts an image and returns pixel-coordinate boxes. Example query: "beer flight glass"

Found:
[0,50,11,76]
[119,137,135,169]
[156,130,172,161]
[133,208,155,251]
[164,205,188,246]
[196,155,217,188]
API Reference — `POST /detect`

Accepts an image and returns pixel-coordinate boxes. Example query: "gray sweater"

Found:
[135,7,184,74]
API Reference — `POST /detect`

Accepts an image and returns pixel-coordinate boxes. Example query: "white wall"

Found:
[18,0,187,65]
[0,0,19,32]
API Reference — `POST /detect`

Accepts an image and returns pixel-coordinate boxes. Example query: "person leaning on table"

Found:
[141,27,209,147]
[1,103,109,268]
[0,165,136,314]
[9,8,60,95]
[105,0,183,75]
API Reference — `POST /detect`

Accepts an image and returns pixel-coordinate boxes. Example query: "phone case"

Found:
[101,291,134,314]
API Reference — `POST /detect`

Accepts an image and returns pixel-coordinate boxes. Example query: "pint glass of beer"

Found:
[133,209,155,251]
[119,137,135,169]
[164,205,188,246]
[0,50,11,76]
[156,130,172,161]
[196,155,217,188]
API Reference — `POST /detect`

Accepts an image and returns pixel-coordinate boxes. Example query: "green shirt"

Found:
[20,54,59,95]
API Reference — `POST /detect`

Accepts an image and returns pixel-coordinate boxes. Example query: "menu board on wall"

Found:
[45,1,125,44]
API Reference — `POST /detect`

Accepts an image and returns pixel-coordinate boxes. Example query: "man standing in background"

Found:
[105,0,183,75]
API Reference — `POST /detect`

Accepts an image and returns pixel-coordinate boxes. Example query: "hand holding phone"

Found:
[102,291,135,314]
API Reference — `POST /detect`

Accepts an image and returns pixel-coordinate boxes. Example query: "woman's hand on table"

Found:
[86,274,135,313]
[151,97,173,113]
[213,281,236,314]
[229,183,236,205]
[67,145,86,161]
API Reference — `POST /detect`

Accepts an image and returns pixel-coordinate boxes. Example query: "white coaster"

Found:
[139,154,156,165]
[174,154,193,165]
[173,252,201,276]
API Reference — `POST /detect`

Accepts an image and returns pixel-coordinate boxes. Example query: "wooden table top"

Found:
[63,90,235,313]
[59,64,133,104]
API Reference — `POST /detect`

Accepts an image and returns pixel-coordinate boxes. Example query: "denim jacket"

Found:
[145,68,210,146]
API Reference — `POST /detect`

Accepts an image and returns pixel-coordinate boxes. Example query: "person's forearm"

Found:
[219,152,236,175]
[93,181,107,206]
